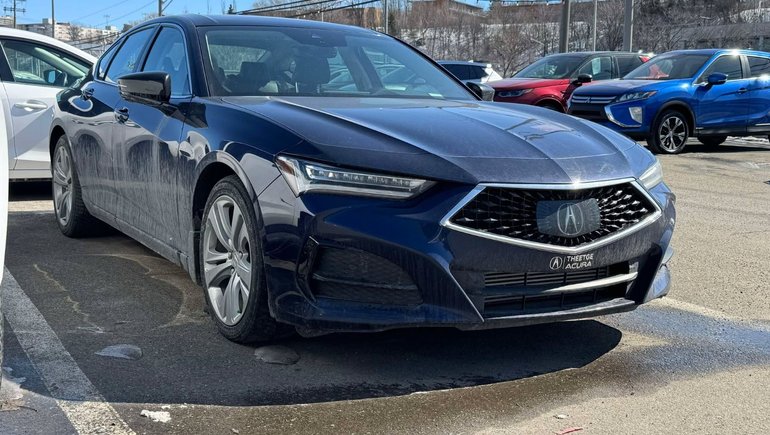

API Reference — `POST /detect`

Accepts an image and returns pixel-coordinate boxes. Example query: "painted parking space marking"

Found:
[2,268,135,435]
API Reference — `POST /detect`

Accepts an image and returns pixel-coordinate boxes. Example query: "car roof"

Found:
[0,27,96,63]
[545,51,642,58]
[143,14,380,36]
[660,48,770,57]
[438,60,491,67]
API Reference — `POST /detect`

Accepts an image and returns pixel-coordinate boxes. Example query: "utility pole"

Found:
[559,0,571,53]
[591,0,598,51]
[51,0,55,38]
[158,0,163,17]
[384,0,389,35]
[4,0,26,29]
[622,0,633,51]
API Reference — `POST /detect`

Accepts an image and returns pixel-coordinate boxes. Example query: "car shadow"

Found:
[3,212,624,408]
[9,181,51,202]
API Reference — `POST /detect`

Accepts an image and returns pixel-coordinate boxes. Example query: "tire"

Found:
[538,101,563,112]
[52,135,102,237]
[199,175,290,343]
[647,109,690,154]
[698,136,727,147]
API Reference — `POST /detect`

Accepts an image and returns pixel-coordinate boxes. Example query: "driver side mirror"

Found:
[706,72,727,86]
[465,81,495,101]
[118,71,171,104]
[572,73,593,86]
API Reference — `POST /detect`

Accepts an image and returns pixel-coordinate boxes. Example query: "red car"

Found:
[490,52,650,112]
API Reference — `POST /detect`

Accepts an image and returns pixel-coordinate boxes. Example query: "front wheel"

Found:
[647,110,690,154]
[200,175,290,343]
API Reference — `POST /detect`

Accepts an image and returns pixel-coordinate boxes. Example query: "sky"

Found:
[11,0,241,29]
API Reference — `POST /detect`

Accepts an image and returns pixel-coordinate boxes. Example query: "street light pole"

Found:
[51,0,55,38]
[622,0,633,51]
[559,0,571,53]
[158,0,163,17]
[591,0,598,51]
[384,0,389,35]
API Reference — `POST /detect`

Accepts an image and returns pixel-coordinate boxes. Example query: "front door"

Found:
[0,38,91,179]
[694,54,751,134]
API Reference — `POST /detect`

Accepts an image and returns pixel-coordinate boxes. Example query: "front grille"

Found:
[569,107,607,122]
[310,247,422,306]
[483,284,627,317]
[485,266,610,288]
[570,95,616,104]
[448,183,656,248]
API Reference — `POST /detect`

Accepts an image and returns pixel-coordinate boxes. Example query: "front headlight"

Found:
[639,160,663,190]
[616,90,657,103]
[276,156,435,199]
[496,89,532,98]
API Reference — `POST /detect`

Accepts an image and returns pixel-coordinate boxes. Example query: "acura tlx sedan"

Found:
[49,15,676,343]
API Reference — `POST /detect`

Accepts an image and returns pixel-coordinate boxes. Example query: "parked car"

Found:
[0,92,8,380]
[489,52,649,112]
[438,60,502,83]
[568,49,770,154]
[0,28,95,180]
[51,15,675,343]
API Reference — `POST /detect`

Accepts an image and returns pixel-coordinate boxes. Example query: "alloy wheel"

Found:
[52,145,74,227]
[658,115,687,152]
[203,195,252,326]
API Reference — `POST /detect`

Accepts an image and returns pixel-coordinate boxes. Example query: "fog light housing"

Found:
[629,106,643,124]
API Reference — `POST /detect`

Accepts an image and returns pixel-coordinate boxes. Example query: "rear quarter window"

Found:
[748,56,770,77]
[617,56,644,77]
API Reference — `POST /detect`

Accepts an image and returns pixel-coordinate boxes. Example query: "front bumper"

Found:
[569,102,651,140]
[258,177,676,333]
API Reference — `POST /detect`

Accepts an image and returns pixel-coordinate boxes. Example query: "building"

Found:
[410,0,484,20]
[19,18,119,46]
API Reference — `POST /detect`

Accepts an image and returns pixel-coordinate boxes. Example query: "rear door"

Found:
[114,25,191,251]
[694,54,750,134]
[615,55,644,78]
[0,38,91,179]
[745,55,770,133]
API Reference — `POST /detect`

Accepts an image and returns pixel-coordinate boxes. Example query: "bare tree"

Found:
[67,25,83,42]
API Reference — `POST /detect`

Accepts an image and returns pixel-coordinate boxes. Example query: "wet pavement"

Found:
[1,139,769,434]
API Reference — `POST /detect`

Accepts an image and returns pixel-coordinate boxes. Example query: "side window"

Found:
[105,27,154,82]
[443,64,471,80]
[97,42,120,80]
[470,65,487,80]
[616,56,643,77]
[142,27,190,96]
[578,56,612,80]
[0,39,90,88]
[748,56,770,77]
[701,55,743,81]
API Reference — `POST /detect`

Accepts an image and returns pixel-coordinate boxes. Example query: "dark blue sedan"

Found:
[569,49,770,154]
[49,15,675,343]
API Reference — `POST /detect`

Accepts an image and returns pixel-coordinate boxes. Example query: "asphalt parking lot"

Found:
[1,139,769,434]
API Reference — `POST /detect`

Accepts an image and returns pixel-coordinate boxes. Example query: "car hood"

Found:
[489,78,570,90]
[574,79,684,96]
[222,96,647,185]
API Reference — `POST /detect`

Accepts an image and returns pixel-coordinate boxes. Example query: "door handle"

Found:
[738,88,748,94]
[14,100,48,111]
[114,107,129,122]
[81,87,94,100]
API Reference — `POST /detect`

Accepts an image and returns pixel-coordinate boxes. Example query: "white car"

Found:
[437,60,503,84]
[0,28,95,180]
[0,78,7,379]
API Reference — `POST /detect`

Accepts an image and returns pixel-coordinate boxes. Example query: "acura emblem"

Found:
[556,203,585,236]
[549,256,564,270]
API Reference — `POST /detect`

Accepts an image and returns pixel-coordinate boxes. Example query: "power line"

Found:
[105,0,156,25]
[69,0,126,23]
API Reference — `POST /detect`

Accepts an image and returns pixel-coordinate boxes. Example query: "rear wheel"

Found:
[647,110,689,154]
[52,136,101,237]
[200,175,290,343]
[698,136,727,147]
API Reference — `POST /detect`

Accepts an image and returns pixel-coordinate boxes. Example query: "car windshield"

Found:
[514,55,585,79]
[623,53,711,80]
[200,27,474,100]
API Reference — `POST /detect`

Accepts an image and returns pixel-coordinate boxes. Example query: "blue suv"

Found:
[568,49,770,154]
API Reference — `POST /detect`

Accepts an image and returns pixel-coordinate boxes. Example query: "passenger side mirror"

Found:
[572,73,593,86]
[465,81,495,101]
[706,72,727,86]
[118,71,171,104]
[44,69,66,86]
